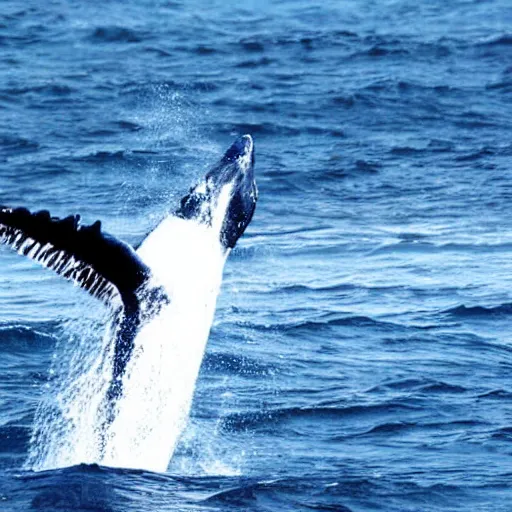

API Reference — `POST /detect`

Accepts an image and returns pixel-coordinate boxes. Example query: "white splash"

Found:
[28,182,234,473]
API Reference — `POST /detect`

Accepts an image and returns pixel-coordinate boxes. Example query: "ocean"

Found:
[1,0,512,510]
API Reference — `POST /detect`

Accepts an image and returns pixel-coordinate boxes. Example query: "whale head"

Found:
[176,134,258,250]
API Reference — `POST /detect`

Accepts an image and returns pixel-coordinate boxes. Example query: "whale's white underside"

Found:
[102,215,228,470]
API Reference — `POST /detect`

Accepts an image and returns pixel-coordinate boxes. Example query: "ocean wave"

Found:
[427,138,456,152]
[0,134,39,154]
[477,34,512,47]
[330,94,356,107]
[442,303,512,318]
[368,378,467,394]
[486,79,512,92]
[397,81,459,95]
[477,389,512,400]
[359,78,461,96]
[269,283,358,294]
[369,240,512,256]
[72,149,127,163]
[0,423,30,453]
[333,418,492,443]
[455,146,495,161]
[192,44,218,55]
[354,421,416,436]
[230,314,397,334]
[419,382,468,394]
[357,44,410,58]
[389,146,426,156]
[235,57,275,68]
[110,120,143,133]
[251,225,333,238]
[89,26,147,44]
[238,29,359,52]
[0,324,57,353]
[1,83,74,97]
[239,39,265,52]
[453,110,502,129]
[236,31,454,63]
[213,121,301,136]
[203,477,355,511]
[319,159,380,180]
[220,402,419,432]
[203,475,465,510]
[491,427,512,441]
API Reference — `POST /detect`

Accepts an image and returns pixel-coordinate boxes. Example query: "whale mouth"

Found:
[176,135,257,249]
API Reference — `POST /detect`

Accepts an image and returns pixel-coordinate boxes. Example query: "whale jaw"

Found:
[176,134,257,250]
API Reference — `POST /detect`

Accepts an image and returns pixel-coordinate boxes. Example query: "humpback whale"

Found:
[0,135,257,450]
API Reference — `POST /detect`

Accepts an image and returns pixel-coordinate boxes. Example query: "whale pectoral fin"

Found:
[0,206,152,308]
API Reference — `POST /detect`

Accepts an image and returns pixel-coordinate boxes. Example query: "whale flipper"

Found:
[0,206,151,308]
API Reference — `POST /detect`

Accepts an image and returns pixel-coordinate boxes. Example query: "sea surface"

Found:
[1,0,512,510]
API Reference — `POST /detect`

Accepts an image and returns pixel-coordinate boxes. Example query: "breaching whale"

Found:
[0,134,257,467]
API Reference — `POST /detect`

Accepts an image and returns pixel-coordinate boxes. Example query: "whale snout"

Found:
[176,134,257,249]
[223,135,254,171]
[224,134,254,163]
[218,135,257,249]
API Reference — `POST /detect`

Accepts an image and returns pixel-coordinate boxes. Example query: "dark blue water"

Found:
[1,0,512,510]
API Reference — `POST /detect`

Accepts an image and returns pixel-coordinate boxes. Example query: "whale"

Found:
[0,134,257,466]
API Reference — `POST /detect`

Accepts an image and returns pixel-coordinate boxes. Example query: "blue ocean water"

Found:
[1,0,512,510]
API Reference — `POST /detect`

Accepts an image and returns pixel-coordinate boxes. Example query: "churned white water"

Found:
[28,183,233,473]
